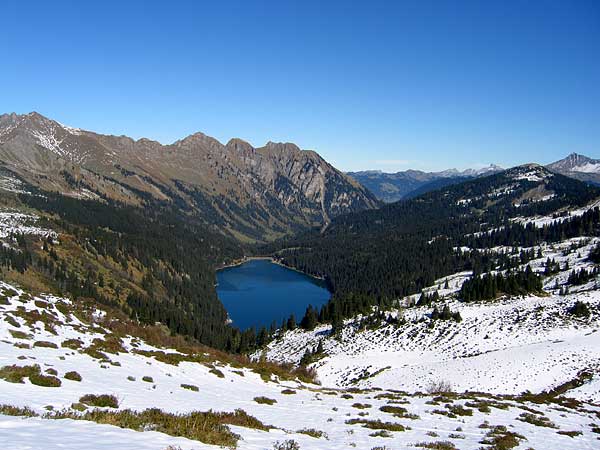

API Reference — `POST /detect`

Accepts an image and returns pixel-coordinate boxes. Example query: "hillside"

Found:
[0,179,249,351]
[267,165,600,320]
[0,112,379,242]
[1,280,599,449]
[263,235,600,399]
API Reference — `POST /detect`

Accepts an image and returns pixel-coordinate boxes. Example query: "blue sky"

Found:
[1,1,598,172]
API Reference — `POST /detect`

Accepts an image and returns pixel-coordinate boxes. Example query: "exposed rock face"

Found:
[0,112,379,241]
[547,153,600,185]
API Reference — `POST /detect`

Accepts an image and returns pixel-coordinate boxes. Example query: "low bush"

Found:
[180,384,199,392]
[479,425,526,449]
[273,440,300,450]
[79,394,119,408]
[345,418,407,432]
[61,339,83,350]
[49,407,268,447]
[297,428,327,438]
[352,403,372,409]
[254,396,277,405]
[517,412,557,428]
[33,341,58,349]
[379,405,419,419]
[209,368,225,378]
[0,404,39,417]
[0,364,40,383]
[64,371,82,382]
[414,442,457,450]
[30,372,61,387]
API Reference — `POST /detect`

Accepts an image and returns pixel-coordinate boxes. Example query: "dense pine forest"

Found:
[0,187,250,350]
[262,168,600,327]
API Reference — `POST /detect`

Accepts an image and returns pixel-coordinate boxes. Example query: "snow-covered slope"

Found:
[263,235,600,403]
[1,280,599,449]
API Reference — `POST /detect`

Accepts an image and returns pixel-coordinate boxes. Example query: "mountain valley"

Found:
[0,113,599,450]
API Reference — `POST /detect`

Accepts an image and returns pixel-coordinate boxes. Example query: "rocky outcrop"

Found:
[0,112,379,241]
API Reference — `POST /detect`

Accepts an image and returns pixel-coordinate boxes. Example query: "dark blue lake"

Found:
[216,258,331,331]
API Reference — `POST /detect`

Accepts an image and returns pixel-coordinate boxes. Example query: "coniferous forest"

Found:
[262,169,600,328]
[0,166,599,353]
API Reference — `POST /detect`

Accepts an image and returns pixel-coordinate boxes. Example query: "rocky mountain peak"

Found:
[226,138,255,154]
[548,153,598,172]
[0,111,379,241]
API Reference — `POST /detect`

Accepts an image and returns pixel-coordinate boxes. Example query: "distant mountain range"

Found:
[347,165,503,202]
[349,153,599,202]
[0,112,379,241]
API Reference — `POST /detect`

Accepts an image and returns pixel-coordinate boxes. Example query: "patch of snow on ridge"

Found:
[0,210,57,239]
[512,197,600,228]
[0,173,31,195]
[572,162,600,173]
[512,170,550,182]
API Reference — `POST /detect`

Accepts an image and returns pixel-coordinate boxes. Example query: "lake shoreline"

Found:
[216,257,331,330]
[217,255,328,284]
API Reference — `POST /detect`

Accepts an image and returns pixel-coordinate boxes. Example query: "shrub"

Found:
[479,425,525,449]
[64,371,82,382]
[414,442,457,450]
[446,404,473,417]
[352,403,372,409]
[79,394,119,408]
[30,373,61,387]
[517,412,557,428]
[5,315,20,328]
[9,330,32,340]
[273,440,300,450]
[254,396,277,405]
[379,405,419,419]
[426,380,453,394]
[180,384,199,392]
[0,364,40,383]
[297,428,327,439]
[62,339,83,349]
[568,301,590,317]
[48,407,268,447]
[142,376,154,383]
[34,341,58,349]
[557,430,582,437]
[281,389,296,395]
[0,404,39,417]
[345,418,406,432]
[209,368,225,378]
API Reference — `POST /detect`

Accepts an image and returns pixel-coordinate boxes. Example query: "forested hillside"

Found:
[264,165,600,324]
[0,180,252,350]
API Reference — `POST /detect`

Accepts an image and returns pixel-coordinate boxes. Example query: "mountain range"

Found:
[347,165,504,202]
[349,153,600,203]
[0,112,379,242]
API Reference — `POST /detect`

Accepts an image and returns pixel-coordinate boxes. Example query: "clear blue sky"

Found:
[1,1,598,172]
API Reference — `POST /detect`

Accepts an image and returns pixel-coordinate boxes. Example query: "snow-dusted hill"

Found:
[1,280,599,449]
[262,235,600,401]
